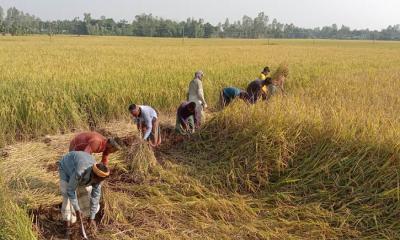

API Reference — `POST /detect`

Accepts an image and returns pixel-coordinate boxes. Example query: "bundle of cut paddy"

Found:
[124,141,158,181]
[271,62,289,79]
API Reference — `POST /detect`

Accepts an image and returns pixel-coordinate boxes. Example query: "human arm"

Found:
[196,80,207,107]
[89,183,102,220]
[66,173,81,212]
[261,85,268,100]
[177,107,188,129]
[101,153,109,165]
[143,114,153,140]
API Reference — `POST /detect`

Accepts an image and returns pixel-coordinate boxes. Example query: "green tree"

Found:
[204,22,215,38]
[242,15,253,38]
[0,6,4,20]
[253,12,268,38]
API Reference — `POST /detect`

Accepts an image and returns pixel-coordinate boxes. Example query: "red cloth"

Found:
[69,132,109,164]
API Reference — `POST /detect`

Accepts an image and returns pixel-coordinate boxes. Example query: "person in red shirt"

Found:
[69,132,121,165]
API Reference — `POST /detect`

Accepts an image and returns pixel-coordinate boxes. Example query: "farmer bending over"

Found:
[129,104,161,147]
[69,131,121,165]
[175,101,199,135]
[59,151,110,238]
[187,70,207,124]
[246,77,272,104]
[220,87,249,108]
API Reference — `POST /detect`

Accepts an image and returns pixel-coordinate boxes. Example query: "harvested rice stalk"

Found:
[271,62,289,80]
[124,142,158,180]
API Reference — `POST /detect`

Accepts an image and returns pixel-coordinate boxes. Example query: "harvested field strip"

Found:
[0,118,359,239]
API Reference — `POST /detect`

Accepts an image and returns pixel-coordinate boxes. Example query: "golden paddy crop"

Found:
[1,36,400,239]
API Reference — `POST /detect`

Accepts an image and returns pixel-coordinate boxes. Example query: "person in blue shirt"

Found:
[128,104,161,147]
[219,87,249,108]
[58,151,110,238]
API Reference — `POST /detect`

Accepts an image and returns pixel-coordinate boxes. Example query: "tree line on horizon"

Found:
[1,6,400,40]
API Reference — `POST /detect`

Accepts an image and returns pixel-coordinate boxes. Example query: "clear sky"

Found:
[1,0,399,30]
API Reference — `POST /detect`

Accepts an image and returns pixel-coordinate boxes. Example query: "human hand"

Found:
[88,219,97,232]
[76,210,83,223]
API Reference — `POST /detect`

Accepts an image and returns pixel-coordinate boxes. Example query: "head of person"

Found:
[194,70,204,80]
[91,163,110,185]
[105,138,121,154]
[263,77,272,86]
[239,91,249,100]
[128,104,140,117]
[186,102,196,113]
[262,66,270,75]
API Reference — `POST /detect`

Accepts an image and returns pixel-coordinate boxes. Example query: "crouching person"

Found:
[175,101,199,135]
[59,151,110,239]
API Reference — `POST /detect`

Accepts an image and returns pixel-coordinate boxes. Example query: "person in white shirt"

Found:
[187,70,207,124]
[128,104,161,147]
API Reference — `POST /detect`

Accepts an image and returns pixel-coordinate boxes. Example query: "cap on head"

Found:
[92,163,110,178]
[264,77,272,85]
[194,70,204,79]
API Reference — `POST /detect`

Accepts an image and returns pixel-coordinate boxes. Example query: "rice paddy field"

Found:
[1,36,400,239]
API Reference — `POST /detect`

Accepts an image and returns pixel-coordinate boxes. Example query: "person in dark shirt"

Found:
[246,78,272,104]
[175,101,199,135]
[219,87,249,108]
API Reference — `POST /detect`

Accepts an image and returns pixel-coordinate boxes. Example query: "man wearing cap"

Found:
[187,70,207,124]
[59,151,110,238]
[128,104,161,147]
[69,131,121,165]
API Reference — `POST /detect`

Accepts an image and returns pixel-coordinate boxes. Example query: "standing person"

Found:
[187,70,207,124]
[128,104,161,147]
[246,78,272,104]
[59,151,110,238]
[175,101,199,135]
[69,132,121,165]
[219,87,249,108]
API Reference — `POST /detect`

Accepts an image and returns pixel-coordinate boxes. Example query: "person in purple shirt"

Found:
[175,101,199,135]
